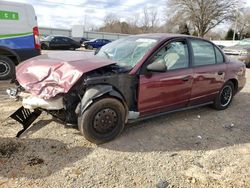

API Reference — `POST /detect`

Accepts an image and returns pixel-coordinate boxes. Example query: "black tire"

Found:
[86,45,93,50]
[41,43,49,50]
[0,55,15,80]
[246,62,250,68]
[78,98,125,144]
[213,81,234,110]
[84,44,89,49]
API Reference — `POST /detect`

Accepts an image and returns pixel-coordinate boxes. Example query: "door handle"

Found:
[182,76,190,81]
[218,71,224,75]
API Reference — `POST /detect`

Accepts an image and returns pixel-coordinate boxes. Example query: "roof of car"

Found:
[133,33,202,40]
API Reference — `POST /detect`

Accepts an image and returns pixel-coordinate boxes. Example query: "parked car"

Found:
[223,38,250,68]
[40,36,81,50]
[7,34,246,144]
[0,1,40,80]
[217,44,226,49]
[83,39,111,49]
[79,37,88,44]
[72,37,88,45]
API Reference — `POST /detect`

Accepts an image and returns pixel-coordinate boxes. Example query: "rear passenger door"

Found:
[61,37,71,49]
[189,39,226,106]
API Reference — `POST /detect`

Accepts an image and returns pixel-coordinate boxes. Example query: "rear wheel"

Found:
[78,98,125,144]
[213,81,234,110]
[0,55,15,80]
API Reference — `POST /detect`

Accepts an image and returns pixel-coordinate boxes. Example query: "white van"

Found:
[0,1,40,80]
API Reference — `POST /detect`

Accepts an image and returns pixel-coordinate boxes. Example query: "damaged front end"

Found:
[6,85,67,137]
[7,52,139,137]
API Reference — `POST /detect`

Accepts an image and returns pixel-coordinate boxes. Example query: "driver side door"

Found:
[138,39,193,116]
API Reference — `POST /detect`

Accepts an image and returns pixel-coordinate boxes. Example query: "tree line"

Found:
[92,0,250,40]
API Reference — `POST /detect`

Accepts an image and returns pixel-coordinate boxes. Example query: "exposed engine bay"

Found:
[7,62,139,137]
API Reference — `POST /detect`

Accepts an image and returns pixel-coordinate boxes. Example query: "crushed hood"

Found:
[16,51,116,99]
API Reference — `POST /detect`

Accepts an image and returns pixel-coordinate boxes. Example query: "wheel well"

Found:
[0,48,19,65]
[228,79,238,94]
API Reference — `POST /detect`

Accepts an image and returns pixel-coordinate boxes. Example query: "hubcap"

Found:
[220,85,232,107]
[93,108,118,134]
[0,61,10,76]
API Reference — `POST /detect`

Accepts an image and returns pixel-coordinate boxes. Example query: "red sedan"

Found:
[8,34,246,144]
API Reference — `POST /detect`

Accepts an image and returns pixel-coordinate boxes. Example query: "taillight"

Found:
[33,26,40,49]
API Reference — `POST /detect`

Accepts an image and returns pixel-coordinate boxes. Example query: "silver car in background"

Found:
[223,38,250,68]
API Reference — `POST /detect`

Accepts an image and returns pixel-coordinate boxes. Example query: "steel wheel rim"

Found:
[0,61,10,76]
[93,108,118,134]
[220,85,233,107]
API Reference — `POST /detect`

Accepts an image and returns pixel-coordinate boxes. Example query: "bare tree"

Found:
[141,7,159,33]
[167,0,239,37]
[104,13,119,26]
[163,11,190,33]
[100,13,121,33]
[234,11,250,39]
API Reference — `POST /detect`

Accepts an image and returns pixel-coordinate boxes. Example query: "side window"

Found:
[150,40,189,70]
[53,37,63,43]
[191,40,216,66]
[215,47,224,64]
[62,37,70,42]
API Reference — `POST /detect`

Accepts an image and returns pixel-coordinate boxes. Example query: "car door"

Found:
[95,39,102,48]
[138,39,193,116]
[49,37,58,49]
[60,37,71,49]
[50,37,64,49]
[188,39,227,106]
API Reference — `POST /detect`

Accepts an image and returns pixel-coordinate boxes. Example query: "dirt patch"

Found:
[0,141,21,158]
[27,157,44,166]
[0,70,249,187]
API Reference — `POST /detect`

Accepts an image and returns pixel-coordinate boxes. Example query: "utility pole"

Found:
[233,8,239,41]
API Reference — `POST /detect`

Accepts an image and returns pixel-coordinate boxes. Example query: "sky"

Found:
[7,0,166,29]
[4,0,250,30]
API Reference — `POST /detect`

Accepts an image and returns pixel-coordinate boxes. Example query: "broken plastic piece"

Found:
[9,106,42,137]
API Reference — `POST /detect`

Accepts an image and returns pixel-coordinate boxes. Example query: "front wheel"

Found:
[213,81,234,110]
[41,43,49,50]
[78,98,125,144]
[0,55,15,80]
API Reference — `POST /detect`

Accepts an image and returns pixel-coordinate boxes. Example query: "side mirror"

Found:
[147,60,167,72]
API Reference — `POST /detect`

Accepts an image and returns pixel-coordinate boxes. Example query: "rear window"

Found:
[215,47,224,64]
[191,39,216,66]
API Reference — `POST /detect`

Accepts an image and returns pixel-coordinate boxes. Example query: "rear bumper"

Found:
[13,48,41,62]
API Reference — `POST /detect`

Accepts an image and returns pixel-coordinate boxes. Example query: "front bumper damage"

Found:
[7,88,64,137]
[10,107,42,137]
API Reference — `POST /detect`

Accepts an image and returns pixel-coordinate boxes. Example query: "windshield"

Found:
[43,36,55,41]
[237,39,250,46]
[96,36,158,68]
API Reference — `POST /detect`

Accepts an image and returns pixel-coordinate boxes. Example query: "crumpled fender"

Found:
[77,85,128,119]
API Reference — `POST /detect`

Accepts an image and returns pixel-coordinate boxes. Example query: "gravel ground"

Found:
[0,68,249,188]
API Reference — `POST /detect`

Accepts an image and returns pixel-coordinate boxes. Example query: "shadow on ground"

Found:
[101,92,250,152]
[0,137,93,179]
